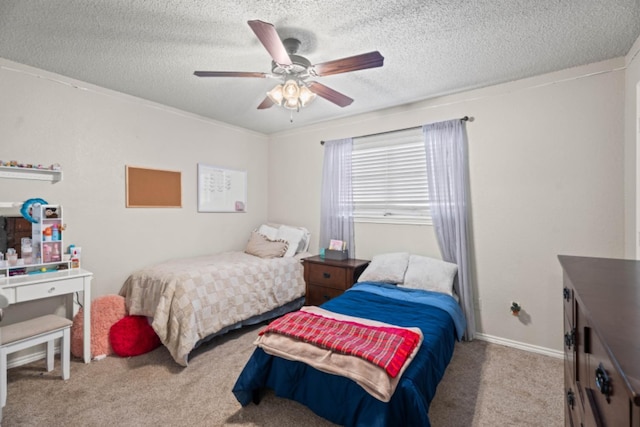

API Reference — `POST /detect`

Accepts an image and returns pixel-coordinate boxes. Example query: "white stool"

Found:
[0,314,73,409]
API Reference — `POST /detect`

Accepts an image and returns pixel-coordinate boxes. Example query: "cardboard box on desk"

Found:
[324,249,348,260]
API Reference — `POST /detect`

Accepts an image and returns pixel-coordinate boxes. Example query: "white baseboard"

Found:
[7,346,58,370]
[474,332,564,359]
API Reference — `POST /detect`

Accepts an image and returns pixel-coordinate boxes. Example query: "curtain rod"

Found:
[320,116,470,145]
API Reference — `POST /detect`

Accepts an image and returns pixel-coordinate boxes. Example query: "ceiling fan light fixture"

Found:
[284,97,300,110]
[298,85,316,107]
[282,80,300,100]
[267,79,315,110]
[266,84,284,104]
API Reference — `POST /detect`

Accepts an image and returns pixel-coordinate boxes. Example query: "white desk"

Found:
[0,269,92,363]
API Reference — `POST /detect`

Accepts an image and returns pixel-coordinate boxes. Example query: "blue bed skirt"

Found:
[232,282,465,427]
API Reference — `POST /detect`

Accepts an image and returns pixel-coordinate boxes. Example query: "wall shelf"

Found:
[0,166,62,183]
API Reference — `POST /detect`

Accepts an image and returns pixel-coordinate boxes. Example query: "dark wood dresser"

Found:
[559,255,640,426]
[302,255,369,306]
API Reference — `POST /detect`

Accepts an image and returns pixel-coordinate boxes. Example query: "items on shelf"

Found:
[5,249,17,266]
[0,203,78,278]
[0,166,63,183]
[32,204,64,264]
[21,238,33,264]
[69,245,81,269]
[0,161,60,170]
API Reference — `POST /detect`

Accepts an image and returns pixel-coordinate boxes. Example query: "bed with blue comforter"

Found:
[232,281,466,427]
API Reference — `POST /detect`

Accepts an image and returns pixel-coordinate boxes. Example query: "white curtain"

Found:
[423,119,476,340]
[320,138,355,255]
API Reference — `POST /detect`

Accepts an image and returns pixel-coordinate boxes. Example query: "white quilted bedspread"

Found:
[119,252,305,366]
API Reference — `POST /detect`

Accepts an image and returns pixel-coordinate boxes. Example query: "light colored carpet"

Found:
[2,324,563,426]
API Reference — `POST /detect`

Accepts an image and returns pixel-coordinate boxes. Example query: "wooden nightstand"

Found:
[302,255,370,306]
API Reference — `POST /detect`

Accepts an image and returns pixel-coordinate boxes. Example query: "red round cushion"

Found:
[109,315,161,357]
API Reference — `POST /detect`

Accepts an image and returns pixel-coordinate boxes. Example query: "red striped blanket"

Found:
[259,310,421,377]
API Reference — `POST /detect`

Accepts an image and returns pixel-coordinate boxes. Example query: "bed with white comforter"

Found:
[120,224,309,366]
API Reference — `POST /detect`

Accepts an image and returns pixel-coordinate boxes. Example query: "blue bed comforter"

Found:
[232,282,465,427]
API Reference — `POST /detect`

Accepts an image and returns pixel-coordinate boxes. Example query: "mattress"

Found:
[232,282,465,426]
[120,251,305,366]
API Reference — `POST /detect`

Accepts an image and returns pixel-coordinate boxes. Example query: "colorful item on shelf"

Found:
[20,198,48,224]
[51,224,60,241]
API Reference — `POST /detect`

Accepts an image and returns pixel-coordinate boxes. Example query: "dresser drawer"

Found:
[565,366,579,427]
[564,314,576,385]
[0,287,17,304]
[306,285,344,306]
[562,280,573,324]
[16,277,84,302]
[587,329,630,426]
[308,264,348,289]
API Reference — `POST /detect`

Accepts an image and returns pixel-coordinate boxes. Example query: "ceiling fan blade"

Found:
[247,20,292,66]
[194,71,268,78]
[307,81,354,107]
[257,96,274,109]
[313,51,384,77]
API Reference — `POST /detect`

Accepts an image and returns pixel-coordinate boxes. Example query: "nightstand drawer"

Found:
[308,264,347,289]
[16,277,84,302]
[306,285,344,306]
[303,256,370,307]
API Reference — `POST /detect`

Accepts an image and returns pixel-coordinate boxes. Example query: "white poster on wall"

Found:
[197,163,247,213]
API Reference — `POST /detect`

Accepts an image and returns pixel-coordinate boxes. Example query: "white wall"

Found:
[627,35,640,258]
[268,58,626,353]
[0,59,269,323]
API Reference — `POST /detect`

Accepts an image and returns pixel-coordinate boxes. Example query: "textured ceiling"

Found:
[1,1,639,135]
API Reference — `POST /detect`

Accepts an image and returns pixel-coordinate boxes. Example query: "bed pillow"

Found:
[275,225,307,257]
[401,254,458,296]
[357,252,410,284]
[258,223,311,254]
[257,224,279,240]
[295,227,311,253]
[245,231,289,258]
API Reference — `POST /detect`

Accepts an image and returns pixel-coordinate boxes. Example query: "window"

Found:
[351,127,431,224]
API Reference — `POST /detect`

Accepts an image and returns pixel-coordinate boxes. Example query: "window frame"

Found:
[351,127,432,226]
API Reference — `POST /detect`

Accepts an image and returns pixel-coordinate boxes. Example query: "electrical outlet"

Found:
[510,301,521,316]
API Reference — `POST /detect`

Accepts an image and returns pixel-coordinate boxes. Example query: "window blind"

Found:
[351,127,431,224]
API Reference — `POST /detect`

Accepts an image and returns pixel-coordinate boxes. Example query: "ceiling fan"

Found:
[194,20,384,111]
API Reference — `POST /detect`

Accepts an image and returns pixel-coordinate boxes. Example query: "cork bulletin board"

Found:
[126,165,182,208]
[197,163,247,212]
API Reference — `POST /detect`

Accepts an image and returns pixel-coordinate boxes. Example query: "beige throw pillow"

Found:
[244,232,289,259]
